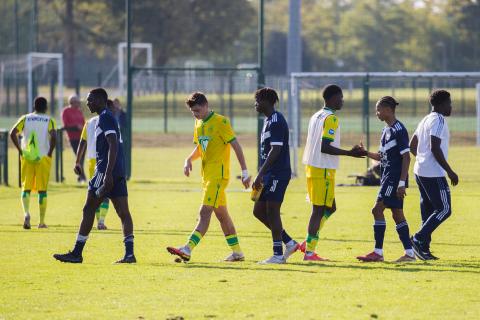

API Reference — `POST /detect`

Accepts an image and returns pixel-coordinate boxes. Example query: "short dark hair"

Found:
[107,99,114,108]
[322,84,343,100]
[255,87,279,105]
[186,92,208,108]
[430,89,450,107]
[378,96,399,109]
[34,97,47,112]
[90,87,108,103]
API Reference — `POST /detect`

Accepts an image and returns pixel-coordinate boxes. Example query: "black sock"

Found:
[273,240,283,256]
[373,220,386,250]
[281,230,293,244]
[396,221,412,250]
[72,241,86,256]
[124,234,134,257]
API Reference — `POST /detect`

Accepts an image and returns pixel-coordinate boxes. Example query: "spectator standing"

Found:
[61,94,86,182]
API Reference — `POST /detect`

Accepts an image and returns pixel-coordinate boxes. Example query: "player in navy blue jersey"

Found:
[252,87,299,264]
[356,96,416,263]
[54,88,136,264]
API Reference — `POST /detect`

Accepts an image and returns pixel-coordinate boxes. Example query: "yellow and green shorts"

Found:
[21,156,52,191]
[202,179,229,208]
[87,158,96,179]
[306,165,336,207]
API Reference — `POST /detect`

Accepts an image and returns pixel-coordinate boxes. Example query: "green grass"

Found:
[1,146,480,319]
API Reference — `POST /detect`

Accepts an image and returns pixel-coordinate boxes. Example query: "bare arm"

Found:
[74,139,87,175]
[252,145,282,190]
[257,145,281,177]
[322,140,365,157]
[47,129,56,157]
[9,127,22,154]
[230,139,250,188]
[101,134,118,194]
[409,135,418,157]
[431,136,458,186]
[399,152,410,182]
[366,151,381,161]
[76,140,86,164]
[396,152,411,199]
[184,145,201,177]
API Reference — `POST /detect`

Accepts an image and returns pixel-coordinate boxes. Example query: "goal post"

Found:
[290,72,480,178]
[27,52,63,114]
[477,82,480,146]
[118,42,152,96]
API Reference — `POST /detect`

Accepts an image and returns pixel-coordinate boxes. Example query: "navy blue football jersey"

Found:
[379,120,409,183]
[94,109,126,177]
[260,111,291,180]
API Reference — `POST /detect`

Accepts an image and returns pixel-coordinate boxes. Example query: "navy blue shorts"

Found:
[88,173,128,199]
[377,181,403,209]
[258,178,289,203]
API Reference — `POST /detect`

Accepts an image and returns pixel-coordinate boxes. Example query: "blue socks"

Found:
[124,234,134,257]
[281,229,293,245]
[72,234,88,256]
[396,221,412,250]
[373,220,386,250]
[273,240,283,256]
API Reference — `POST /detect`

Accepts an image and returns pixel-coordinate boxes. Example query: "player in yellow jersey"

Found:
[10,97,56,229]
[167,92,251,262]
[301,85,365,261]
[74,101,114,230]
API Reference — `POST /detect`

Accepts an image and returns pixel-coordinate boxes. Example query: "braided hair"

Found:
[377,96,399,109]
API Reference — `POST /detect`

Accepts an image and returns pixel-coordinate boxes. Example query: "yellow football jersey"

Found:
[193,111,236,180]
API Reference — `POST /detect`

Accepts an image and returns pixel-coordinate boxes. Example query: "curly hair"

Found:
[255,87,279,105]
[430,90,450,107]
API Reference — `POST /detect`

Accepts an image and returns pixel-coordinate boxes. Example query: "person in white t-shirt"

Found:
[300,84,365,261]
[409,89,458,261]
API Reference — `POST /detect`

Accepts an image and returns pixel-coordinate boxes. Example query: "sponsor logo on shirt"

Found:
[198,136,211,152]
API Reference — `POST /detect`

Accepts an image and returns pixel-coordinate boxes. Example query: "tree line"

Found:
[0,0,478,84]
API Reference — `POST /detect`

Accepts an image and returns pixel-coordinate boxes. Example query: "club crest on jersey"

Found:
[198,136,211,151]
[328,129,335,135]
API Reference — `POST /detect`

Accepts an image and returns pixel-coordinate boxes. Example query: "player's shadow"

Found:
[286,261,480,275]
[146,262,319,274]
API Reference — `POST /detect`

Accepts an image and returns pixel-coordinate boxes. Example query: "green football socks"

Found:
[38,191,47,224]
[225,234,242,253]
[21,191,31,216]
[187,230,203,251]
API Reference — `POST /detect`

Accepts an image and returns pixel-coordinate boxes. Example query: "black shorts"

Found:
[258,178,289,203]
[377,181,403,209]
[88,173,128,199]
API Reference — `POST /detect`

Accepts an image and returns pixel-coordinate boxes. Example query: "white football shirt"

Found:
[413,112,450,177]
[302,108,340,169]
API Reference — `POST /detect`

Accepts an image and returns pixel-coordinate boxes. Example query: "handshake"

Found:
[349,142,368,158]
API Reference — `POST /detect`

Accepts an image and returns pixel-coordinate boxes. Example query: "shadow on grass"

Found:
[286,261,480,275]
[145,261,319,274]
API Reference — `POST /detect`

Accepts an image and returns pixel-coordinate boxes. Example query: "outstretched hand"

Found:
[350,142,367,158]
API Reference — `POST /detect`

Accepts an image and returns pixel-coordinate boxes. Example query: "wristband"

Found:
[398,181,406,188]
[241,170,249,181]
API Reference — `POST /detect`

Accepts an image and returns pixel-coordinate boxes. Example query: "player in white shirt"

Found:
[300,84,365,261]
[409,90,458,261]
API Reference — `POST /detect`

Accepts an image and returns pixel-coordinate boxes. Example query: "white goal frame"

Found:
[27,52,63,113]
[118,42,153,95]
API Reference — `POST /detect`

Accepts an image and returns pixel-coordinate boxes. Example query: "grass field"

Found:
[1,145,480,319]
